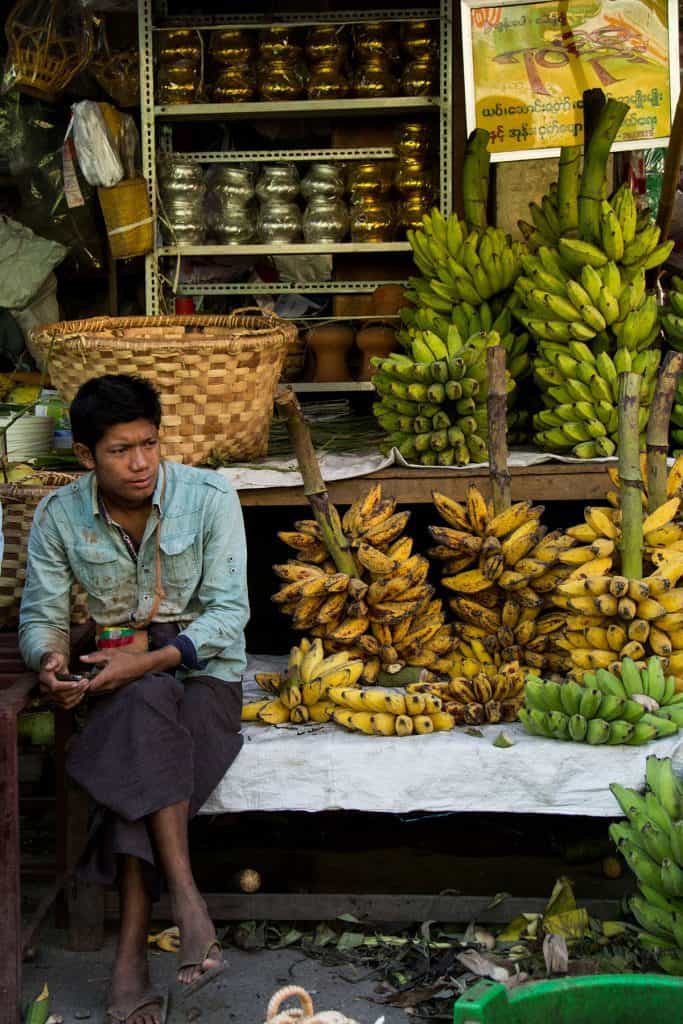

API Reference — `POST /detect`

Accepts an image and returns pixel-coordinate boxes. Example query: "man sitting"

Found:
[19,374,249,1024]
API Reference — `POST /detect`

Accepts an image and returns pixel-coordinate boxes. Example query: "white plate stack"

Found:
[0,415,54,459]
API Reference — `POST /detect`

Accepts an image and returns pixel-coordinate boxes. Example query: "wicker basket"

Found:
[5,0,94,102]
[31,310,295,465]
[97,178,154,259]
[0,473,89,628]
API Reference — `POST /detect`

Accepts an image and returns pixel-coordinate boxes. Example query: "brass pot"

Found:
[395,156,433,194]
[257,57,306,101]
[353,55,398,98]
[306,24,349,64]
[401,55,438,97]
[396,122,432,158]
[307,57,349,100]
[350,197,395,243]
[259,26,303,62]
[397,192,435,233]
[353,22,399,62]
[213,62,256,103]
[210,29,254,65]
[157,60,200,104]
[157,29,201,64]
[348,160,393,198]
[402,20,438,58]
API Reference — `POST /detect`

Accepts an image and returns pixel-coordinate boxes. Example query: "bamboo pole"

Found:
[657,90,683,242]
[646,351,683,511]
[274,388,359,577]
[557,146,581,234]
[463,129,489,231]
[578,97,629,244]
[618,372,644,580]
[486,345,510,514]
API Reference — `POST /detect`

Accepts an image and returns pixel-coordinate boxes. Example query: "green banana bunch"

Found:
[662,277,683,453]
[406,208,526,308]
[520,670,675,744]
[372,330,515,466]
[608,757,683,971]
[587,658,683,730]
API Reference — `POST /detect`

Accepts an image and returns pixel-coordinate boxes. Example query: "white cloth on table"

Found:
[202,655,683,818]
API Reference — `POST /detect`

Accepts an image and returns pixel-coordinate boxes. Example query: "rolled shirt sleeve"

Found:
[19,496,73,671]
[175,482,249,664]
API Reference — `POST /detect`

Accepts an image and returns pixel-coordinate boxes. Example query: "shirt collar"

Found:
[91,462,166,517]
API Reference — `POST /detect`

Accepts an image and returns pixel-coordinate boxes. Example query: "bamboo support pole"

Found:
[275,388,359,578]
[578,97,628,244]
[646,351,683,511]
[486,345,510,514]
[657,90,683,242]
[557,146,581,234]
[618,372,644,580]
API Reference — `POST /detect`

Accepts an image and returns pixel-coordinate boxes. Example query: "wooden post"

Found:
[274,388,359,578]
[657,91,683,242]
[618,372,644,580]
[646,351,683,511]
[0,700,21,1023]
[486,346,510,514]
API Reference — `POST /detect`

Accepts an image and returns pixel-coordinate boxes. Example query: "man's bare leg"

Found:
[109,855,161,1024]
[148,800,221,985]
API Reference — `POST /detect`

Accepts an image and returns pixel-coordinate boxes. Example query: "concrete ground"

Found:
[23,926,410,1023]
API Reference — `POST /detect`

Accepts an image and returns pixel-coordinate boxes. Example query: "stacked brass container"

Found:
[157,158,207,245]
[208,165,256,244]
[395,121,435,235]
[306,25,350,100]
[257,27,306,101]
[301,163,349,242]
[348,160,395,243]
[400,19,438,96]
[352,22,399,98]
[210,28,256,103]
[255,164,302,242]
[157,28,203,104]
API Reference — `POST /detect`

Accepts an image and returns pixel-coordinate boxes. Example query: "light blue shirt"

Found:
[18,461,249,681]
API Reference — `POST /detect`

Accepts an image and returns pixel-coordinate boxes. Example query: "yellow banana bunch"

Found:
[327,684,455,736]
[407,660,525,725]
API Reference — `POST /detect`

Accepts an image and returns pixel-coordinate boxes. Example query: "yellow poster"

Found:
[471,0,672,155]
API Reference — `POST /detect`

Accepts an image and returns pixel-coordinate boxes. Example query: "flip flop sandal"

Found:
[177,939,226,998]
[105,988,168,1024]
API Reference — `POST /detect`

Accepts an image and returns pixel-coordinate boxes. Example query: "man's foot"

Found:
[108,961,164,1024]
[174,892,223,986]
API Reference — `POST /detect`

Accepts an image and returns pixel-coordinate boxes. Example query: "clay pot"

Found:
[372,284,405,317]
[307,323,355,382]
[355,322,396,380]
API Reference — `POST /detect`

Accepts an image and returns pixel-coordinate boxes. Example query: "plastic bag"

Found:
[0,216,66,309]
[1,95,105,271]
[70,99,123,187]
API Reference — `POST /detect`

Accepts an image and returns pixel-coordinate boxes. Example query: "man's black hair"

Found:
[70,374,162,452]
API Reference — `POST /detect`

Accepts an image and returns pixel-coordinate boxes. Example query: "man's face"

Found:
[76,419,161,507]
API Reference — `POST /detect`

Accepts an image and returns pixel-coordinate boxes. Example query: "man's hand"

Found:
[80,649,152,693]
[39,652,90,709]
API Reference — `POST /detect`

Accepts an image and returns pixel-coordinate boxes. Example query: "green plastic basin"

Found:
[453,975,683,1024]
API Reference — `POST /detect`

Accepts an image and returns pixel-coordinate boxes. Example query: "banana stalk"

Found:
[487,344,511,514]
[618,371,644,580]
[646,351,683,511]
[557,145,581,234]
[275,388,359,578]
[578,97,629,244]
[463,129,489,231]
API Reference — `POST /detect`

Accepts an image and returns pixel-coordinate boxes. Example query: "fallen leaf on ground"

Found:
[456,950,510,983]
[543,933,569,975]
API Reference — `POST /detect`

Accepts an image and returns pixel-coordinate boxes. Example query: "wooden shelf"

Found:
[237,461,613,506]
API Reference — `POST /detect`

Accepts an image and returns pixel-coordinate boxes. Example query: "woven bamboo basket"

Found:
[97,178,154,259]
[0,473,89,628]
[31,310,295,465]
[5,0,93,102]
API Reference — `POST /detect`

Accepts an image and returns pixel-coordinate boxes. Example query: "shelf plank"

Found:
[292,381,375,393]
[159,242,411,257]
[177,147,397,163]
[155,96,440,121]
[237,461,613,506]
